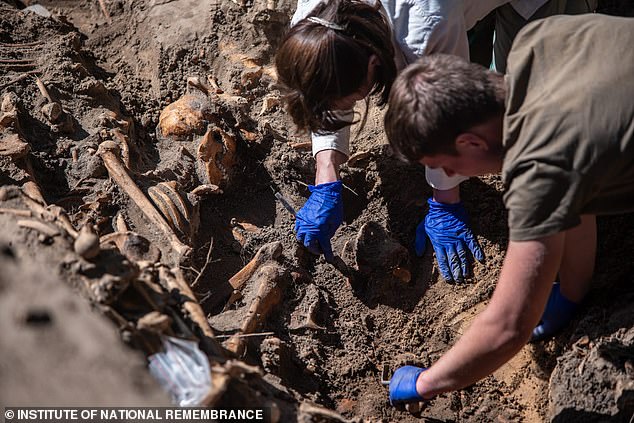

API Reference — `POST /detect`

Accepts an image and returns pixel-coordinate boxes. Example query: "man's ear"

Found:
[455,133,489,152]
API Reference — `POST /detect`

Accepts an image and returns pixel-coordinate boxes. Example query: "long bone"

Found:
[225,263,286,356]
[97,141,191,257]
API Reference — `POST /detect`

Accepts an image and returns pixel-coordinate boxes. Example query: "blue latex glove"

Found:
[389,365,426,405]
[295,181,343,262]
[531,282,578,341]
[416,199,484,283]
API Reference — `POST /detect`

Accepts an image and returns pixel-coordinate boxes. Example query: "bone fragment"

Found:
[347,151,371,167]
[298,403,354,423]
[97,141,191,257]
[230,219,260,233]
[0,208,31,217]
[231,227,246,249]
[16,193,79,240]
[17,219,60,238]
[73,224,100,259]
[206,75,223,94]
[98,0,112,24]
[114,212,128,232]
[239,128,258,142]
[229,241,282,290]
[41,102,63,123]
[47,205,79,238]
[302,301,325,331]
[20,158,46,205]
[289,141,312,150]
[240,67,263,89]
[0,41,42,48]
[225,264,285,355]
[158,266,224,358]
[187,76,209,95]
[0,70,40,90]
[258,95,279,115]
[111,128,131,168]
[35,77,53,103]
[147,181,191,240]
[100,231,161,263]
[190,184,222,197]
[0,133,30,159]
[137,311,173,334]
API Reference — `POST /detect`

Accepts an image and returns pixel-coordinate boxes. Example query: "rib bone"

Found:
[97,141,191,257]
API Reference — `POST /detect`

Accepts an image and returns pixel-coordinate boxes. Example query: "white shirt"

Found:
[292,0,547,190]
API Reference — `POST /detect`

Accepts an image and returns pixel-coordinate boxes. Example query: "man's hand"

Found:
[531,282,578,341]
[416,199,484,283]
[295,181,343,262]
[389,366,426,405]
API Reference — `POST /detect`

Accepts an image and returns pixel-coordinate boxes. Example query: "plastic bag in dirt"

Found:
[22,5,53,17]
[148,336,211,406]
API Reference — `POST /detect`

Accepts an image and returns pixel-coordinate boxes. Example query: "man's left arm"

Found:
[410,232,565,398]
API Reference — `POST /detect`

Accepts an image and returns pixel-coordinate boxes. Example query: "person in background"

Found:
[275,0,595,283]
[384,14,634,404]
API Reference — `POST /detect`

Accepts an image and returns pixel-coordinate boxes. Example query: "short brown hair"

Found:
[385,54,505,162]
[275,0,396,133]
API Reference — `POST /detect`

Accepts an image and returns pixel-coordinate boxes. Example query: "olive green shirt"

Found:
[502,14,634,241]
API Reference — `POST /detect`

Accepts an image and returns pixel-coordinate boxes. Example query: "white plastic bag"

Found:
[148,336,212,406]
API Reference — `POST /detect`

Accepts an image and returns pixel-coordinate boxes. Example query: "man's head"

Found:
[275,0,396,134]
[385,54,506,177]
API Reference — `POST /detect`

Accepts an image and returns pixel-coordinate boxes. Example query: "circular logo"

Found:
[5,409,15,420]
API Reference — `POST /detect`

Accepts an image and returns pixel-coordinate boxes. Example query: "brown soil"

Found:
[1,0,633,421]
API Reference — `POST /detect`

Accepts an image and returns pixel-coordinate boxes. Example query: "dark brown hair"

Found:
[385,54,505,162]
[275,0,396,134]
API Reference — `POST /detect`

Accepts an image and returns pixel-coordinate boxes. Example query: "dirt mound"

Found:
[0,212,168,405]
[1,1,634,421]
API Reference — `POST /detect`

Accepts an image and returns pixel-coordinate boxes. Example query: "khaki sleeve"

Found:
[504,161,582,241]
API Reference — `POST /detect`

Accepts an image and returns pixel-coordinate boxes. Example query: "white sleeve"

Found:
[383,0,469,62]
[310,109,353,157]
[311,127,350,157]
[425,166,469,190]
[291,0,326,26]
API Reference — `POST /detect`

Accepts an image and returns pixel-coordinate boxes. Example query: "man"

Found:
[383,14,634,403]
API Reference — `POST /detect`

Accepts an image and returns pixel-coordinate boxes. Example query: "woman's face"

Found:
[331,55,379,110]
